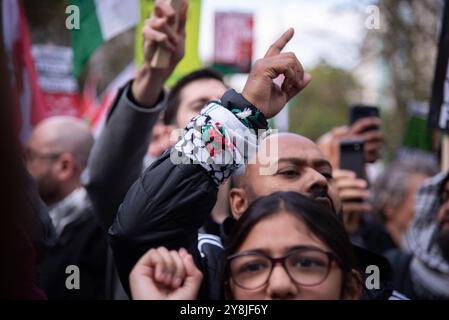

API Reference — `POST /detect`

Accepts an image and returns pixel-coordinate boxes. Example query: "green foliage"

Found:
[289,61,360,141]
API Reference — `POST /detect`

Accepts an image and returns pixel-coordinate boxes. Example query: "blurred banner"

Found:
[402,100,433,152]
[70,0,139,77]
[32,45,82,118]
[213,12,253,74]
[428,0,449,131]
[82,63,136,138]
[2,0,46,144]
[397,100,437,164]
[135,0,202,87]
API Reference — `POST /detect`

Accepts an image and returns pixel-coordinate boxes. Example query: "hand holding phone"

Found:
[333,169,372,234]
[348,105,384,163]
[339,138,365,180]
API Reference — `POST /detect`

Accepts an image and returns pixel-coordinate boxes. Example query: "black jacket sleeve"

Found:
[109,151,218,294]
[82,81,166,230]
[108,89,268,296]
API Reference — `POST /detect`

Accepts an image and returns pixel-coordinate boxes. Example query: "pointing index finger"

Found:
[264,28,295,58]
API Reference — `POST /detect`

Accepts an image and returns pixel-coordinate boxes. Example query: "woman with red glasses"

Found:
[129,192,362,300]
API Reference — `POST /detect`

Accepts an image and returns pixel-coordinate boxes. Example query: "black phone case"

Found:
[339,139,365,180]
[349,105,380,126]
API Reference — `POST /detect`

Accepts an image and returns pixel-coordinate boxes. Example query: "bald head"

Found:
[268,132,317,145]
[25,116,94,205]
[234,133,324,187]
[28,116,93,171]
[26,116,94,205]
[230,132,340,219]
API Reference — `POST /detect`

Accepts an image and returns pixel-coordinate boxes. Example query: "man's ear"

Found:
[229,187,249,220]
[55,153,77,182]
[343,269,363,300]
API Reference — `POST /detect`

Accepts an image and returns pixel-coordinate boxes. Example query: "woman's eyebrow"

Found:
[238,245,329,257]
[285,244,327,253]
[236,248,270,256]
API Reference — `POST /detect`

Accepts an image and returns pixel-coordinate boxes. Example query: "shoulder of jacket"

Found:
[389,290,410,300]
[197,233,223,258]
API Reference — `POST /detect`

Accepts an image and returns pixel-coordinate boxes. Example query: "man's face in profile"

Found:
[230,134,341,219]
[176,78,227,129]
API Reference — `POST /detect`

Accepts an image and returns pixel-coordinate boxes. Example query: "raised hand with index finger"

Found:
[242,28,312,119]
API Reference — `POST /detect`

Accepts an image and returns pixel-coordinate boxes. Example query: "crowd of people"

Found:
[4,0,449,300]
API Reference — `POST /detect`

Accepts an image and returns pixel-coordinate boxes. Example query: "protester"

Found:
[110,28,404,300]
[161,68,231,236]
[110,26,307,296]
[163,68,227,129]
[315,116,396,255]
[0,41,52,299]
[26,117,93,207]
[371,158,438,250]
[81,0,229,298]
[2,0,446,305]
[25,116,107,299]
[161,67,230,236]
[83,0,226,232]
[146,118,175,165]
[129,192,362,300]
[316,118,384,169]
[386,172,449,299]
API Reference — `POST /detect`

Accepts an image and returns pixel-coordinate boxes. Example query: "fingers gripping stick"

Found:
[151,0,183,68]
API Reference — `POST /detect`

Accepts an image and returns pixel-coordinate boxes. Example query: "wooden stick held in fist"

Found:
[151,0,183,68]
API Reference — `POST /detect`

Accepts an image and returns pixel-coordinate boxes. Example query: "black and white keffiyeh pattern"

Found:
[403,171,449,298]
[172,100,269,185]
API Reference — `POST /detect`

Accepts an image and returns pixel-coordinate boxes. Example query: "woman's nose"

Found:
[265,264,298,299]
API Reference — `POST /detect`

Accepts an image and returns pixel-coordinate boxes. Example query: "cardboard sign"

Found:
[213,12,253,73]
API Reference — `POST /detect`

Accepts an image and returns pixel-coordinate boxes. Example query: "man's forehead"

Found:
[28,125,59,151]
[259,134,327,162]
[180,78,226,103]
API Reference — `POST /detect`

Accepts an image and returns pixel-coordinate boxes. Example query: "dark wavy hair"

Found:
[221,191,360,299]
[163,68,224,126]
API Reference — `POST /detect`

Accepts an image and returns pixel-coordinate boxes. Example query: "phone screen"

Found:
[349,105,380,130]
[339,138,365,180]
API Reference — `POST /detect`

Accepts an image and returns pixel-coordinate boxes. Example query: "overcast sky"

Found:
[199,0,374,71]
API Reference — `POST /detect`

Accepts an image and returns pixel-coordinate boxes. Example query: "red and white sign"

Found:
[214,12,253,73]
[32,45,82,118]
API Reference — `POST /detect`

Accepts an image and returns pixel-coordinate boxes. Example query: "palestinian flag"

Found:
[70,0,139,77]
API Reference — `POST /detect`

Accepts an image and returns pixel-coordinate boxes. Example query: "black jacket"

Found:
[109,90,403,300]
[82,81,165,299]
[38,191,107,300]
[110,151,221,299]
